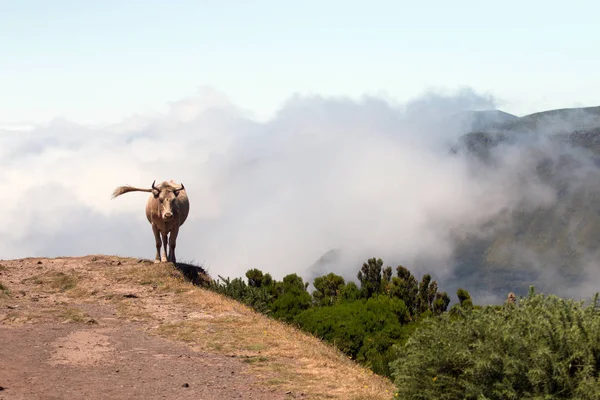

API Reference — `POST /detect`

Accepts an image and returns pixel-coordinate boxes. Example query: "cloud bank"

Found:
[1,87,598,301]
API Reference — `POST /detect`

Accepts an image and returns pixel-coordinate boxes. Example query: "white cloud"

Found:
[2,86,598,301]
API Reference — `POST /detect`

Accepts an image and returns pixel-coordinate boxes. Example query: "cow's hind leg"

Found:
[152,225,162,263]
[168,227,179,264]
[161,231,168,263]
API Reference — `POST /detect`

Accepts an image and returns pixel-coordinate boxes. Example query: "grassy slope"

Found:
[0,255,396,400]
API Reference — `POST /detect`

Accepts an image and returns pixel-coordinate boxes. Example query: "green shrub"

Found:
[295,295,413,376]
[390,287,600,400]
[210,275,273,314]
[312,272,345,306]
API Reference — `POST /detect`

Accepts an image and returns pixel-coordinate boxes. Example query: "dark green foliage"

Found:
[208,259,452,379]
[390,288,600,400]
[312,272,345,306]
[339,281,361,302]
[388,267,449,316]
[381,266,392,290]
[432,291,451,315]
[245,268,273,288]
[210,275,273,314]
[295,295,413,376]
[357,257,383,298]
[417,274,432,313]
[389,265,419,313]
[270,273,312,322]
[450,288,475,316]
[457,287,473,308]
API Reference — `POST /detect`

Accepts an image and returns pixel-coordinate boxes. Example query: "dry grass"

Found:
[2,309,46,324]
[106,262,396,400]
[23,270,80,293]
[1,304,97,325]
[2,256,396,399]
[0,281,8,296]
[107,262,187,293]
[58,307,97,324]
[114,299,154,321]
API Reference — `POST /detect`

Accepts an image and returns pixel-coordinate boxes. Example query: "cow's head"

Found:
[151,180,185,222]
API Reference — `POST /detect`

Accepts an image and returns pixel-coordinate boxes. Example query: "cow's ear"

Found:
[152,189,159,198]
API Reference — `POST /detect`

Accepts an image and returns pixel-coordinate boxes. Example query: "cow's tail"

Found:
[111,185,153,199]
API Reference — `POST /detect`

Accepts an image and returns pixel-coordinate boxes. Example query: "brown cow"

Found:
[111,180,189,264]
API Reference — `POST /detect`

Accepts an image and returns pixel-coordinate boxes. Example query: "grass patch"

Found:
[0,281,9,296]
[24,271,79,293]
[266,378,286,386]
[113,299,153,321]
[56,307,97,324]
[242,355,269,364]
[63,308,85,322]
[244,343,267,352]
[2,309,45,324]
[107,262,187,293]
[155,321,201,343]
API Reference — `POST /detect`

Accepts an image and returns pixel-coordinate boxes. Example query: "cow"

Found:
[111,180,189,264]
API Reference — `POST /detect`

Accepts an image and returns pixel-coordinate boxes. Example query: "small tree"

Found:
[270,273,312,322]
[390,266,420,314]
[381,266,393,293]
[312,273,345,306]
[339,281,361,303]
[357,258,383,298]
[245,268,272,288]
[417,274,432,314]
[457,287,473,308]
[432,291,451,315]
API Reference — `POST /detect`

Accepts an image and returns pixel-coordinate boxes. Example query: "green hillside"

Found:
[448,106,600,300]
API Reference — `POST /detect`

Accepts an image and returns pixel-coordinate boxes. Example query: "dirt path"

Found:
[0,255,396,400]
[1,318,283,399]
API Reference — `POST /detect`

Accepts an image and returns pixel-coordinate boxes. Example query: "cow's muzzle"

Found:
[163,212,174,221]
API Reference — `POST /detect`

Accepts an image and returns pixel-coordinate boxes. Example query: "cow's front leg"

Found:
[161,231,169,263]
[152,225,162,263]
[168,226,179,264]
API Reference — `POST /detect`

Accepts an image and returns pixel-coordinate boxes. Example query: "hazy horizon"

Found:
[3,1,600,303]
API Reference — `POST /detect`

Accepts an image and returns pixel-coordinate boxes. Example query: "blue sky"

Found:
[2,0,599,125]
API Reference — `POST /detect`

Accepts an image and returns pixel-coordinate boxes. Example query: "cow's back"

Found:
[145,195,158,224]
[175,189,190,226]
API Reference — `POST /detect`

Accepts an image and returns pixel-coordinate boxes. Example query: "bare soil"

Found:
[0,256,396,400]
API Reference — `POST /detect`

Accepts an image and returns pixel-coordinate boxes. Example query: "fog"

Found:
[2,87,599,301]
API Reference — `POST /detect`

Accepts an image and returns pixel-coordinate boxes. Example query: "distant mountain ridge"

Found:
[454,106,600,133]
[305,106,600,304]
[447,105,600,301]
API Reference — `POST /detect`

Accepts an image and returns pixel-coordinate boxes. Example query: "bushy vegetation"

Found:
[390,287,600,400]
[295,294,416,376]
[209,257,451,377]
[208,256,600,399]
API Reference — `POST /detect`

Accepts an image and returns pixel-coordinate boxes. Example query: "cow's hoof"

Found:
[154,259,161,264]
[161,258,167,263]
